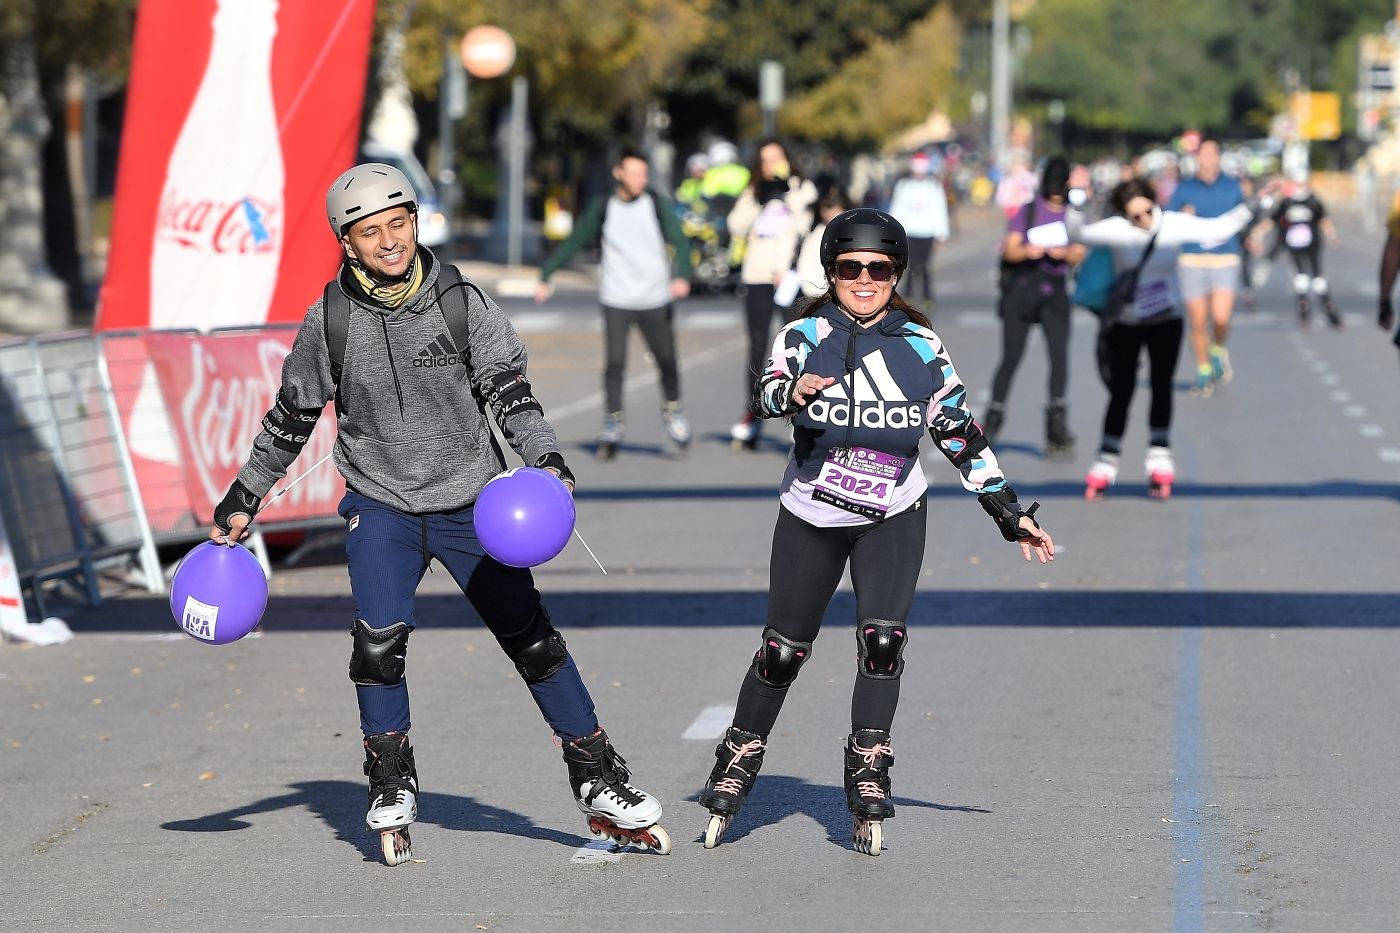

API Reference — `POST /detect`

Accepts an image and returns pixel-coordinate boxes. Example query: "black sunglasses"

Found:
[834,259,898,282]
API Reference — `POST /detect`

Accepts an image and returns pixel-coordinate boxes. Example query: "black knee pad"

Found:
[501,607,569,684]
[857,619,907,680]
[751,627,813,687]
[349,619,411,686]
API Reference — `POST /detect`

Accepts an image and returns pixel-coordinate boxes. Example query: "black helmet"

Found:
[819,208,909,269]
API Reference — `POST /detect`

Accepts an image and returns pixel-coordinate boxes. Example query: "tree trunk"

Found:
[0,35,69,334]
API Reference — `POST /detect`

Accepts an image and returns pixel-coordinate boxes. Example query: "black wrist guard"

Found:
[213,479,262,533]
[752,372,800,418]
[535,452,576,489]
[977,486,1040,542]
[486,369,544,423]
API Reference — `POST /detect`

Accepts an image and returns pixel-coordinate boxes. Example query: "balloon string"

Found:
[571,527,608,575]
[259,451,335,516]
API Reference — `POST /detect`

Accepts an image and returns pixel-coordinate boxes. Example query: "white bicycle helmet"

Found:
[326,163,418,236]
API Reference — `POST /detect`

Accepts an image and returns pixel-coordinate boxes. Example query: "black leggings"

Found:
[1099,317,1184,452]
[602,304,680,413]
[991,279,1071,405]
[742,283,800,403]
[906,236,936,301]
[733,500,928,736]
[1286,245,1323,282]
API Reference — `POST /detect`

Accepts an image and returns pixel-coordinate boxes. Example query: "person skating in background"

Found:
[1067,177,1253,500]
[1167,138,1245,396]
[888,151,950,306]
[212,163,672,865]
[1269,170,1341,329]
[536,148,693,459]
[984,156,1086,459]
[697,208,1054,856]
[1378,190,1400,354]
[726,138,818,450]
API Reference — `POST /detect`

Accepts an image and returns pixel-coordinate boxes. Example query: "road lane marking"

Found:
[1380,448,1400,464]
[1360,424,1384,439]
[683,705,736,740]
[570,839,625,865]
[1344,405,1366,418]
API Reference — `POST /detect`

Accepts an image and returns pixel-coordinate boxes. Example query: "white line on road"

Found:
[570,839,625,865]
[1319,373,1339,386]
[682,705,737,740]
[1360,424,1385,439]
[1330,390,1351,403]
[510,311,568,332]
[1310,360,1330,373]
[681,310,741,330]
[1379,448,1400,464]
[1344,404,1367,418]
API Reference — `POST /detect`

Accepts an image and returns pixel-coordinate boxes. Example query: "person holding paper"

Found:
[984,157,1086,458]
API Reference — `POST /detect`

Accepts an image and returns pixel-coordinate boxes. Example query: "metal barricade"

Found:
[0,332,163,611]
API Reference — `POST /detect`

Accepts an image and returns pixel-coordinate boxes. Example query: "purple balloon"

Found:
[169,541,268,645]
[475,467,576,568]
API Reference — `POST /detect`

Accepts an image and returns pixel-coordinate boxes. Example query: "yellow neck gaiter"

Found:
[351,253,425,309]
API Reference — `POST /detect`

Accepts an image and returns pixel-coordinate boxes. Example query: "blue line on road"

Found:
[1173,455,1208,933]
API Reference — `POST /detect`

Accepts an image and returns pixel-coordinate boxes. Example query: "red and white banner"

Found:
[143,332,344,522]
[97,0,374,331]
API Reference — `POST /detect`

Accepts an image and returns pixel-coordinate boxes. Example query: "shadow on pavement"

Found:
[568,480,1400,502]
[55,590,1400,633]
[683,774,989,851]
[161,780,589,862]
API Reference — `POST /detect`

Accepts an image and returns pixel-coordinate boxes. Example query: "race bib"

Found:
[1133,278,1174,319]
[812,446,904,520]
[1285,225,1313,249]
[752,200,792,238]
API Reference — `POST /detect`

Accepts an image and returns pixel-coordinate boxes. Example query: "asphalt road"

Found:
[3,205,1399,932]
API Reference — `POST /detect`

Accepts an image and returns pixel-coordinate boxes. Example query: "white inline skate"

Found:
[1084,453,1120,501]
[661,400,692,456]
[364,732,417,866]
[596,412,624,461]
[1146,446,1175,499]
[730,413,760,451]
[561,729,671,854]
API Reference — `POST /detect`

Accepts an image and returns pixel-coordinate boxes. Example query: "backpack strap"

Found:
[433,261,477,362]
[322,277,351,410]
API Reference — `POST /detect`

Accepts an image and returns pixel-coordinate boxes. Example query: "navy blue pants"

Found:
[339,489,598,740]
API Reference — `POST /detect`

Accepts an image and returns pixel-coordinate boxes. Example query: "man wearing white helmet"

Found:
[205,162,671,865]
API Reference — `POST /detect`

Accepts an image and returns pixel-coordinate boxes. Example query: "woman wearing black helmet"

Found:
[696,208,1056,856]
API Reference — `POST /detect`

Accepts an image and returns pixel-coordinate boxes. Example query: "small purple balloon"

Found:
[475,467,576,568]
[169,541,268,645]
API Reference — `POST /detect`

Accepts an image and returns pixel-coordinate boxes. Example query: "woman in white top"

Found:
[726,138,818,448]
[1067,176,1252,500]
[795,187,855,299]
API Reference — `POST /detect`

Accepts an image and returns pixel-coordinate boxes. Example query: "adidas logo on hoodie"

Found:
[805,349,924,429]
[413,332,463,368]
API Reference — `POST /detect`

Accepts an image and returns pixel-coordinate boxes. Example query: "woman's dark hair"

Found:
[1040,156,1071,198]
[1109,177,1158,216]
[793,285,932,329]
[810,186,855,231]
[750,137,799,183]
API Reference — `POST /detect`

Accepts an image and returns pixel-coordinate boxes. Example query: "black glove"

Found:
[1380,296,1394,332]
[535,452,576,490]
[756,178,788,205]
[977,487,1041,543]
[213,479,262,534]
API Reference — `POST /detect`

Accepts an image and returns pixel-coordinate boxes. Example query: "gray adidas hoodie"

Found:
[236,248,560,513]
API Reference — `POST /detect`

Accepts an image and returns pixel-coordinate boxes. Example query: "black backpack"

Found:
[322,261,485,410]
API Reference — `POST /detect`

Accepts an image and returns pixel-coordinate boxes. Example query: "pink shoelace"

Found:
[713,736,765,796]
[852,738,893,800]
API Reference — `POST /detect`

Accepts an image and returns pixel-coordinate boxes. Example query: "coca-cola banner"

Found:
[97,0,375,331]
[144,332,344,522]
